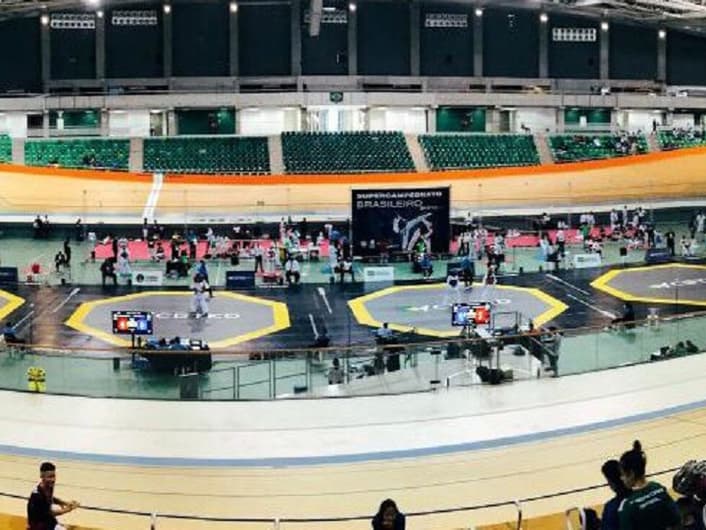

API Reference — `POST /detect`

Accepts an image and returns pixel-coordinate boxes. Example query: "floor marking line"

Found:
[14,308,35,331]
[51,288,80,314]
[317,287,332,314]
[545,273,591,297]
[308,313,319,338]
[566,293,617,319]
[142,172,163,222]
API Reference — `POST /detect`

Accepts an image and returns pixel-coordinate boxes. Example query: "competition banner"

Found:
[352,187,450,254]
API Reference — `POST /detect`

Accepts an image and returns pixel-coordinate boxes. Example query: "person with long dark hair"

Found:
[372,499,405,530]
[618,440,679,530]
[601,459,631,530]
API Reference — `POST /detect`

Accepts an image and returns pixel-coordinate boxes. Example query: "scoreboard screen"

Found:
[451,302,491,327]
[112,311,154,335]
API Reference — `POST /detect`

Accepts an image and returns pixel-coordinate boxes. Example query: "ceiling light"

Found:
[540,13,548,23]
[163,4,171,14]
[600,21,609,31]
[474,7,483,17]
[229,2,237,12]
[40,14,49,25]
[348,2,356,12]
[658,29,667,39]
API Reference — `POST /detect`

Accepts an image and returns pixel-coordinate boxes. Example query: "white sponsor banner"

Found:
[131,270,164,286]
[363,266,395,282]
[573,253,602,269]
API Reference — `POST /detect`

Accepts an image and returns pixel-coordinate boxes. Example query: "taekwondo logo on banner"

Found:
[351,187,451,255]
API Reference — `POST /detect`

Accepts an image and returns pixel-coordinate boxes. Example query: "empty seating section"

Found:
[658,129,706,151]
[0,135,10,162]
[143,136,269,174]
[549,134,648,163]
[418,134,540,170]
[24,139,130,170]
[281,131,414,174]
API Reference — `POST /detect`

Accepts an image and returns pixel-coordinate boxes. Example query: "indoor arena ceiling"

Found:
[2,0,706,33]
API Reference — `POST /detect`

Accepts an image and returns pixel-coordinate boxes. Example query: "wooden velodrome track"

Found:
[1,146,706,219]
[0,150,705,530]
[0,388,704,530]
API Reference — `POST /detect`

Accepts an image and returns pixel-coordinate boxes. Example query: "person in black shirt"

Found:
[372,498,405,530]
[27,462,79,530]
[100,257,117,287]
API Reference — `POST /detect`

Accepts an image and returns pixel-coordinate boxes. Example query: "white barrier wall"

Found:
[514,108,556,134]
[239,107,301,135]
[368,107,427,133]
[108,110,151,137]
[0,112,28,138]
[616,110,662,133]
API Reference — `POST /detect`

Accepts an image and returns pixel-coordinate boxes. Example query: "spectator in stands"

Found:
[100,257,117,287]
[284,255,301,285]
[54,250,66,273]
[681,235,694,257]
[2,321,24,345]
[336,255,355,283]
[328,357,344,385]
[63,238,71,268]
[372,499,405,530]
[27,461,79,530]
[32,215,43,239]
[600,459,631,530]
[618,440,679,530]
[154,241,166,262]
[685,340,699,354]
[611,302,636,330]
[375,322,394,343]
[418,253,433,280]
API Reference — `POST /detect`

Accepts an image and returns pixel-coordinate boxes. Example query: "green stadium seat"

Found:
[548,134,648,163]
[143,136,270,175]
[418,134,540,170]
[24,139,130,170]
[0,135,11,163]
[658,129,706,151]
[281,131,414,174]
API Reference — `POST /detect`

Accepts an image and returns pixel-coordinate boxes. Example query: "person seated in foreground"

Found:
[375,322,395,344]
[2,321,25,345]
[372,499,406,530]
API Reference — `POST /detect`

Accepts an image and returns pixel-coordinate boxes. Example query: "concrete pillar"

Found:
[473,10,483,76]
[163,5,172,78]
[229,4,239,77]
[427,108,436,133]
[556,108,565,133]
[657,30,667,82]
[347,5,357,75]
[100,109,109,136]
[291,0,302,77]
[600,23,609,80]
[539,15,549,78]
[167,109,177,135]
[41,17,51,87]
[486,108,500,133]
[410,2,420,77]
[42,111,50,138]
[95,12,106,80]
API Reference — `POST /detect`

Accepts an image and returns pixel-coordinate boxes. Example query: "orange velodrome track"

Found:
[1,146,706,219]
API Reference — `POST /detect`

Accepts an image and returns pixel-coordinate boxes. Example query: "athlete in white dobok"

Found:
[442,269,462,307]
[190,273,210,318]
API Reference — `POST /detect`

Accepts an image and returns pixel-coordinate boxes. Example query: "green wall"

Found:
[564,108,611,125]
[436,107,486,133]
[176,108,235,135]
[49,110,100,128]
